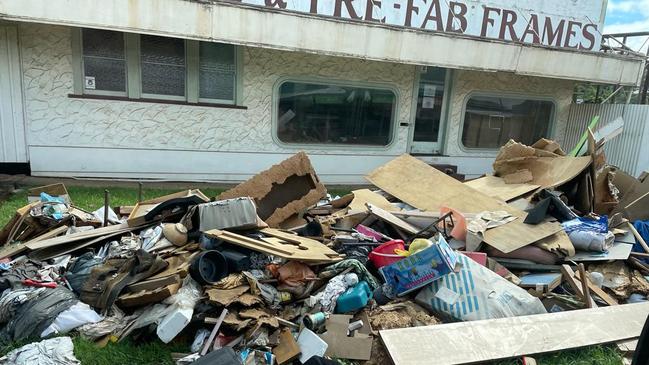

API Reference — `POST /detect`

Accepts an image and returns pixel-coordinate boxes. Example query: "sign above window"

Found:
[238,0,604,51]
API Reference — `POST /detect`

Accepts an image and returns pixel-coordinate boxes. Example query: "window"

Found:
[76,29,239,104]
[199,42,236,102]
[276,81,396,146]
[81,29,126,94]
[461,95,554,149]
[140,35,186,98]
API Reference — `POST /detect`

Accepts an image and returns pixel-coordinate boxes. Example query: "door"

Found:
[0,25,27,163]
[409,67,449,154]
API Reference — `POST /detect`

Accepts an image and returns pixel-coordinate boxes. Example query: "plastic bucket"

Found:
[369,240,405,268]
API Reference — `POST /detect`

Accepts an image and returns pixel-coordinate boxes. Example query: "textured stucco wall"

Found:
[17,23,574,180]
[444,70,574,156]
[19,23,416,155]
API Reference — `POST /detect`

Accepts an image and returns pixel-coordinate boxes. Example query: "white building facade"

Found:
[0,0,644,183]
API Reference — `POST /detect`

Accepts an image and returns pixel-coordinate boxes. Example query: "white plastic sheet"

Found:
[41,302,103,337]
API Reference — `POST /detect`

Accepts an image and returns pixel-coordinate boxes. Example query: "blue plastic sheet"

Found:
[561,215,608,234]
[633,220,649,263]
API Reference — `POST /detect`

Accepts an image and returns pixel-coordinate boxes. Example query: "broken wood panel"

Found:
[205,229,343,264]
[24,222,132,250]
[464,175,540,202]
[348,189,397,212]
[366,155,561,253]
[380,303,649,365]
[494,156,592,189]
[366,203,419,234]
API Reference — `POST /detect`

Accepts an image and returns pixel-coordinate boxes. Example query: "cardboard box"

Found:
[379,235,459,296]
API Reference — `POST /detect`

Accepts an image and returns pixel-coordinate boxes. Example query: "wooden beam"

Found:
[578,264,592,309]
[380,303,649,365]
[561,265,597,308]
[573,271,618,306]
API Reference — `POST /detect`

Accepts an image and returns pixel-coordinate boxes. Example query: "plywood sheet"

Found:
[366,155,561,253]
[348,189,397,212]
[464,175,539,202]
[380,303,649,365]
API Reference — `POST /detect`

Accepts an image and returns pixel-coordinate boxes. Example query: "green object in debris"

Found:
[569,115,600,157]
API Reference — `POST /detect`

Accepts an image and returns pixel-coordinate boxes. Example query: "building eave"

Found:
[0,0,644,86]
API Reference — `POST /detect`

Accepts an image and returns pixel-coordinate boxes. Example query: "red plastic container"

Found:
[368,240,405,268]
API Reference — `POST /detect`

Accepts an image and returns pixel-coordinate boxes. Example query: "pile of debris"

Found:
[1,136,649,364]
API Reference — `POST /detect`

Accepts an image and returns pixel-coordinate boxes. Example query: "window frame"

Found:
[72,29,241,106]
[77,30,128,97]
[271,76,400,150]
[458,91,557,152]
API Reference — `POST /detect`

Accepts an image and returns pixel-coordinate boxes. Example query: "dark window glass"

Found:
[413,67,446,143]
[199,42,236,101]
[462,96,554,149]
[277,82,395,146]
[140,35,186,96]
[82,29,126,92]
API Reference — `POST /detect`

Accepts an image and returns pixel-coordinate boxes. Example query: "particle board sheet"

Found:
[464,175,540,202]
[366,155,561,253]
[380,302,649,365]
[499,156,592,190]
[205,229,344,264]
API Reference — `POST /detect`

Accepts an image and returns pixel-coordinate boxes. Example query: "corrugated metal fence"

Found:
[566,103,649,176]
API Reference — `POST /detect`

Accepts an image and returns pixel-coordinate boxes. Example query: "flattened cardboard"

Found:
[217,152,327,227]
[319,315,373,361]
[366,155,561,253]
[464,175,539,202]
[274,328,301,365]
[117,282,180,307]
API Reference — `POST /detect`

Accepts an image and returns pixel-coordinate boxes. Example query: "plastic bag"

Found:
[41,302,102,337]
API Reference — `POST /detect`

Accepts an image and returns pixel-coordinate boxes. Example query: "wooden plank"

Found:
[464,175,540,202]
[366,155,562,253]
[24,225,68,244]
[24,222,132,250]
[366,203,419,234]
[560,265,597,308]
[574,271,618,306]
[380,303,649,365]
[274,328,302,364]
[578,264,592,309]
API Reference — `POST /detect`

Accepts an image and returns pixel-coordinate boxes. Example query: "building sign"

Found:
[234,0,605,51]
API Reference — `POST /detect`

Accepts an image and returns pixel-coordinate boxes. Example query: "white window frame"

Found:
[458,92,557,152]
[271,77,400,150]
[72,29,242,106]
[76,30,128,97]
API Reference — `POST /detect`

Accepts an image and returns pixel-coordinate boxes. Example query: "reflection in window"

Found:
[462,96,554,149]
[82,29,126,93]
[141,35,186,97]
[277,82,395,146]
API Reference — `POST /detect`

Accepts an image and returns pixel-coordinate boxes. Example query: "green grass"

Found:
[0,185,628,365]
[493,345,624,365]
[0,185,225,228]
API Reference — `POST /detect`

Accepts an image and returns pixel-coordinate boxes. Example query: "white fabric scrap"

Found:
[317,273,358,313]
[0,337,80,365]
[41,302,103,337]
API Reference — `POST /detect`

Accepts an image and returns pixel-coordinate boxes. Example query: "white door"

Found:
[0,25,27,163]
[409,67,450,155]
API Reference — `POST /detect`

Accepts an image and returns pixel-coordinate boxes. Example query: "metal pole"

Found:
[103,189,110,227]
[138,182,143,203]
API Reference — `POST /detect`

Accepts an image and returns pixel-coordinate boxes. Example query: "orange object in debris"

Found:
[440,206,467,241]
